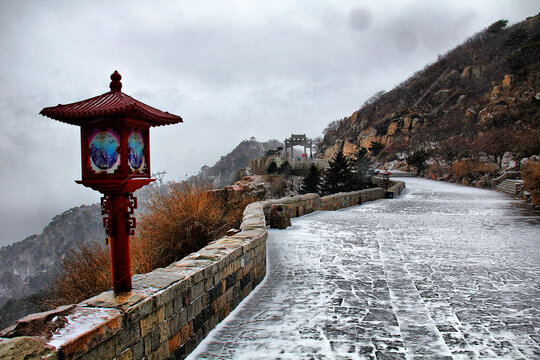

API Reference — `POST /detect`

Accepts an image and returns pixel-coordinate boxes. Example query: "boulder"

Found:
[445,69,460,82]
[387,121,399,136]
[403,115,412,131]
[502,74,513,87]
[350,111,360,124]
[269,205,291,229]
[471,66,483,78]
[461,66,483,79]
[434,89,452,103]
[343,141,356,156]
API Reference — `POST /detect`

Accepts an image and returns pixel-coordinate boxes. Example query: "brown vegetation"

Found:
[48,182,255,306]
[451,161,476,181]
[522,160,540,191]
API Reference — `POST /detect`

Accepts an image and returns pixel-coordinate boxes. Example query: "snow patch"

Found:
[47,307,120,349]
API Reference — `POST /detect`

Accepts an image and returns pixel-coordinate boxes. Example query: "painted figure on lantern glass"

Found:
[128,130,145,171]
[89,129,120,173]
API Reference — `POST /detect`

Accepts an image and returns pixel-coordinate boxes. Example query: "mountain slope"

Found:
[319,14,540,167]
[0,205,103,328]
[191,138,285,188]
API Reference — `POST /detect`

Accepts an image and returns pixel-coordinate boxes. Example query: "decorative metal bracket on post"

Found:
[40,71,183,293]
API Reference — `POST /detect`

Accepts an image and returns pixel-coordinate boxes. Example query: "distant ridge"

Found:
[189,137,286,188]
[0,204,103,328]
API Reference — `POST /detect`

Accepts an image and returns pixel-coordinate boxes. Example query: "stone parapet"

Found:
[0,181,405,360]
[372,178,407,198]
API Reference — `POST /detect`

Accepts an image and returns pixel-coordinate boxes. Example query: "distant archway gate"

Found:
[284,134,313,159]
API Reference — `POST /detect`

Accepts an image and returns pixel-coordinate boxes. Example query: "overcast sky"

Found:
[0,0,538,246]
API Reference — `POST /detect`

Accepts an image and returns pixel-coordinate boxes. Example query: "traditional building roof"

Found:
[40,71,183,126]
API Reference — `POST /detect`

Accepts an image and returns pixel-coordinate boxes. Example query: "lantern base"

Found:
[76,178,155,194]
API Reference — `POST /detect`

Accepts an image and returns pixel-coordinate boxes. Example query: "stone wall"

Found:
[372,178,407,198]
[0,181,404,360]
[259,188,387,217]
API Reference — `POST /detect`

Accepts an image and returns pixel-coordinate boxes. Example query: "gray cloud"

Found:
[350,8,373,31]
[1,0,539,246]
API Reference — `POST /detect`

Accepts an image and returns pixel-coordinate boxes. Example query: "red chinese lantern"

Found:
[40,71,182,292]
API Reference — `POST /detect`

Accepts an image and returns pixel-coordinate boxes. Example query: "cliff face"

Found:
[192,138,284,188]
[319,15,540,163]
[0,205,103,328]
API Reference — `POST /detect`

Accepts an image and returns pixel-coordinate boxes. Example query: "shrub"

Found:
[269,177,287,197]
[47,241,111,306]
[473,162,500,176]
[451,160,476,180]
[137,182,227,269]
[522,160,540,191]
[48,182,254,306]
[428,162,444,177]
[487,19,508,33]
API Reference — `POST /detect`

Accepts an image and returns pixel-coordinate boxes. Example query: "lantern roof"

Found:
[40,71,183,127]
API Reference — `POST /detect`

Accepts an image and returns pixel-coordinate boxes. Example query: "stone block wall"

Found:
[372,178,407,198]
[259,184,403,218]
[0,202,267,360]
[0,182,404,360]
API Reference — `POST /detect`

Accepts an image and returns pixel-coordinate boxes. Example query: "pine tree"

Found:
[369,142,384,156]
[350,147,373,189]
[299,164,321,194]
[320,148,353,195]
[267,161,278,175]
[406,149,431,175]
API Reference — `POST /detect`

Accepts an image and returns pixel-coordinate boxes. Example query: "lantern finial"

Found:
[110,71,122,92]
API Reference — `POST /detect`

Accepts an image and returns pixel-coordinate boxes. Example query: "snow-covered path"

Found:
[188,178,540,359]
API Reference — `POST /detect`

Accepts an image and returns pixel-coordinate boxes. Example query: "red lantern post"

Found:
[40,71,182,292]
[382,170,391,192]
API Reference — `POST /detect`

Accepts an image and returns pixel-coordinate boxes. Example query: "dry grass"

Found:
[48,181,255,306]
[138,181,227,269]
[428,162,443,177]
[450,160,476,180]
[46,241,111,307]
[473,162,500,175]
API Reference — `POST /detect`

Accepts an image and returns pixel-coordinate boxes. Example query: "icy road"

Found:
[189,178,540,359]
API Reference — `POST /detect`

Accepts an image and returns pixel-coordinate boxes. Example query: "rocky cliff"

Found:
[0,204,103,328]
[319,14,540,166]
[191,138,285,188]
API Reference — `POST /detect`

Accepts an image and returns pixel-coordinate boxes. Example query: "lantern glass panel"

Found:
[128,130,145,171]
[89,129,121,174]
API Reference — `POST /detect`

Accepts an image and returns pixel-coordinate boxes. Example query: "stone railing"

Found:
[0,181,404,360]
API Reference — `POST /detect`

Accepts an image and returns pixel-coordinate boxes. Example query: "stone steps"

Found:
[495,179,523,197]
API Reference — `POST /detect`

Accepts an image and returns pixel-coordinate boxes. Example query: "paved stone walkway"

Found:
[188,178,540,359]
